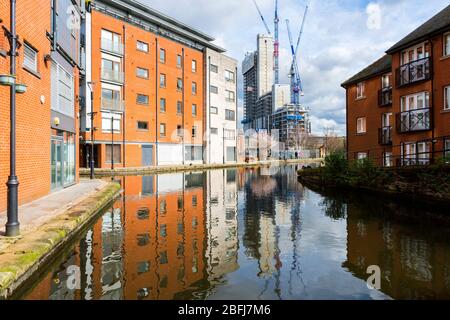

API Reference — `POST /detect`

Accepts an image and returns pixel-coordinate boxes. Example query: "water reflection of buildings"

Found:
[342,200,450,299]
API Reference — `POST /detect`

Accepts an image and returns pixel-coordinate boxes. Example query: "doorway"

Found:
[51,137,63,190]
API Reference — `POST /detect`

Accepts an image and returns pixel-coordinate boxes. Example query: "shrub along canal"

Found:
[15,165,450,300]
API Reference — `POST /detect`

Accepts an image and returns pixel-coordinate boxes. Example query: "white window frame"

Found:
[401,91,430,111]
[136,67,149,79]
[444,86,450,110]
[226,90,235,102]
[381,74,391,89]
[225,70,235,82]
[51,61,74,117]
[136,40,149,53]
[401,42,427,65]
[102,111,121,133]
[356,117,366,134]
[444,32,450,57]
[383,152,393,167]
[192,60,197,73]
[356,82,365,99]
[357,152,367,160]
[210,106,218,114]
[23,43,38,72]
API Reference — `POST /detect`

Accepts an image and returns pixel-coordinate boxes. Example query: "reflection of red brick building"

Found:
[343,5,450,166]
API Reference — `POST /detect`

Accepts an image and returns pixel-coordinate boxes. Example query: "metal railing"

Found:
[101,98,124,112]
[101,68,124,84]
[378,126,392,145]
[396,107,431,133]
[396,57,431,87]
[378,87,392,107]
[101,38,124,56]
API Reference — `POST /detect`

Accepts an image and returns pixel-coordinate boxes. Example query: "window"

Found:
[177,54,182,68]
[137,94,149,105]
[23,43,38,73]
[160,123,166,137]
[210,64,218,73]
[51,61,74,117]
[356,82,365,99]
[192,126,197,138]
[101,29,122,55]
[136,40,149,52]
[160,73,166,88]
[210,85,218,94]
[160,48,166,63]
[445,86,450,110]
[101,88,121,110]
[224,129,235,140]
[226,90,235,102]
[192,104,197,116]
[102,112,121,132]
[210,106,218,114]
[445,32,450,57]
[382,74,390,88]
[357,117,366,134]
[136,67,149,79]
[211,128,218,135]
[357,152,367,160]
[160,98,166,112]
[177,101,183,114]
[384,152,393,167]
[137,121,148,130]
[225,109,235,121]
[177,78,183,91]
[225,70,235,82]
[445,139,450,159]
[192,82,197,95]
[192,60,197,72]
[106,144,121,163]
[401,43,427,65]
[177,125,183,137]
[401,92,430,111]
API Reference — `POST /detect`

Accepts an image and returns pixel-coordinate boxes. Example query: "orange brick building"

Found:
[80,0,227,168]
[343,5,450,166]
[0,0,83,212]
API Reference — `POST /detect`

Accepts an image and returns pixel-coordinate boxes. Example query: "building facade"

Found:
[343,5,450,166]
[204,48,238,164]
[0,0,83,212]
[81,0,230,168]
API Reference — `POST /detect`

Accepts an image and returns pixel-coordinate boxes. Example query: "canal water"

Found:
[20,165,450,300]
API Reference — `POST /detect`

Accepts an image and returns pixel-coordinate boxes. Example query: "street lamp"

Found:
[87,81,96,180]
[3,0,20,237]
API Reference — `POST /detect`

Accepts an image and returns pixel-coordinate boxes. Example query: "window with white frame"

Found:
[136,40,149,53]
[356,82,365,99]
[224,129,236,140]
[177,54,182,68]
[102,112,121,132]
[192,60,197,73]
[136,67,149,79]
[192,82,197,95]
[51,61,74,117]
[225,109,235,121]
[384,152,393,167]
[444,32,450,57]
[226,90,235,102]
[381,74,390,88]
[444,86,450,110]
[210,106,218,114]
[356,117,366,134]
[401,92,430,111]
[357,152,367,160]
[401,43,427,65]
[23,43,38,73]
[192,104,197,116]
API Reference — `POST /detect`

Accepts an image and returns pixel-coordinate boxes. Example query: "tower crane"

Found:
[274,0,280,84]
[252,0,271,35]
[286,5,308,105]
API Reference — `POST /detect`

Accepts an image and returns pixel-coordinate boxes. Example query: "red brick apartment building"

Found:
[80,0,233,168]
[342,5,450,166]
[0,0,84,212]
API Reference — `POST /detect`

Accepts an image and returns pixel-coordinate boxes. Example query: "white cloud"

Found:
[136,0,448,137]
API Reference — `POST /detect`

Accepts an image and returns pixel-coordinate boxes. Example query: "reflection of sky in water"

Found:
[22,166,450,300]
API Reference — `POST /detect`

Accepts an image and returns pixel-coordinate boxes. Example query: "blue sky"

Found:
[140,0,449,135]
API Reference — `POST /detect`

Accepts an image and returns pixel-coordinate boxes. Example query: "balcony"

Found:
[101,98,124,112]
[396,107,431,133]
[378,87,392,107]
[378,126,392,145]
[396,57,431,87]
[101,38,124,56]
[101,69,124,84]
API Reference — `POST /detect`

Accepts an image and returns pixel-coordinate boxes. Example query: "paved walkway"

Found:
[0,179,106,235]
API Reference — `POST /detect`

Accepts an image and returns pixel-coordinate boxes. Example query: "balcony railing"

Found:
[396,107,431,133]
[101,69,124,84]
[101,38,124,56]
[378,126,392,145]
[396,57,431,87]
[101,98,124,112]
[378,87,392,107]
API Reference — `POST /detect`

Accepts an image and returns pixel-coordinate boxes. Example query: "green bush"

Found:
[323,152,348,184]
[349,158,381,186]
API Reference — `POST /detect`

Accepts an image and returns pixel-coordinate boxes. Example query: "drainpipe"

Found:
[5,0,20,237]
[429,37,436,163]
[182,47,185,165]
[51,0,57,51]
[122,25,126,167]
[208,55,211,164]
[235,66,238,162]
[155,38,159,165]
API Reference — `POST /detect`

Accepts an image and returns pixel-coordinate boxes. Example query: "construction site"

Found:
[242,0,311,160]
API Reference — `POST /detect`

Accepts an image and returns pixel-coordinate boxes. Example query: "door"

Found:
[142,145,153,167]
[51,138,63,190]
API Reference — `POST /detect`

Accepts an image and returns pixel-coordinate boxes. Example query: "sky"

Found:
[139,0,449,135]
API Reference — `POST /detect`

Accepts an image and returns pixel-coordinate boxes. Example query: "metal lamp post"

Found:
[5,0,20,237]
[87,81,96,179]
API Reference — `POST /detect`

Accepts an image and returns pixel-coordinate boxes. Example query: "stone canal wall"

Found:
[80,159,324,176]
[0,182,121,299]
[298,164,450,207]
